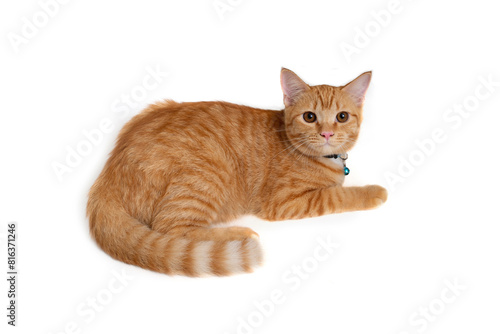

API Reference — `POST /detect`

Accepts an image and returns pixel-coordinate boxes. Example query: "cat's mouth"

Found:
[289,135,352,157]
[316,140,341,148]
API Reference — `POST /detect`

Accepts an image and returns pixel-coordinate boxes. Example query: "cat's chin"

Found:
[289,138,354,157]
[311,143,349,156]
[293,144,343,158]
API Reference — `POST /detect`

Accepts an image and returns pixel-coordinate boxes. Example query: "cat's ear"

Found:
[342,71,372,107]
[280,68,310,107]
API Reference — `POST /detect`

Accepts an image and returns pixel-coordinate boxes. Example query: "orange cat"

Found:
[87,68,387,277]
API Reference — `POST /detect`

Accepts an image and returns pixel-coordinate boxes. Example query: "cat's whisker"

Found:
[339,143,350,155]
[275,135,309,144]
[296,138,321,164]
[298,145,314,164]
[279,138,312,162]
[270,138,310,161]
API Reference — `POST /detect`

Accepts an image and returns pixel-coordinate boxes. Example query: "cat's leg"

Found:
[260,185,387,221]
[149,172,263,276]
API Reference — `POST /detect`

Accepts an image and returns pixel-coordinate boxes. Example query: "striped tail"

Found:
[87,201,263,277]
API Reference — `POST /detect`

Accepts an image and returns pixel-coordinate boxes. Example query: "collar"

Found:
[323,153,350,175]
[323,153,347,160]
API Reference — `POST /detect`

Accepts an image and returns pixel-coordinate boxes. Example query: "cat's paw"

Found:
[363,185,388,209]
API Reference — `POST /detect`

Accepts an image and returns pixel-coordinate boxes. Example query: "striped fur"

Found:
[87,69,387,277]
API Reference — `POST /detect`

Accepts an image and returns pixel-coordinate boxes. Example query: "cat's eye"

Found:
[336,111,349,123]
[303,112,317,123]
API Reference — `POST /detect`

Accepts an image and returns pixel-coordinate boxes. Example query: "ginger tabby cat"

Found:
[87,68,388,277]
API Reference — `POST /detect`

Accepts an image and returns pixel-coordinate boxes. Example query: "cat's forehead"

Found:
[310,85,343,111]
[310,85,350,111]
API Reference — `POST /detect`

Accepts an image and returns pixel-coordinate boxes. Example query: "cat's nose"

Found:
[320,132,334,141]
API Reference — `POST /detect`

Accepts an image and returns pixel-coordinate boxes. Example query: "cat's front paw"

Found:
[362,185,388,210]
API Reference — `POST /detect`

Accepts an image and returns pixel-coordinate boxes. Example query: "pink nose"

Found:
[321,131,334,141]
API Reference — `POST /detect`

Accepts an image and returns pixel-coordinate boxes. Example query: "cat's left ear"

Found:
[342,71,372,107]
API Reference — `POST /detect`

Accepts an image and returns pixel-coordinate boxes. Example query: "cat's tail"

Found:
[87,198,263,277]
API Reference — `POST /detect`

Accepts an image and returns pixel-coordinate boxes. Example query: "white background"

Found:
[1,0,500,333]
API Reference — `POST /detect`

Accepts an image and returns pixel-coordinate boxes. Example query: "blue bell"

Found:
[344,167,350,176]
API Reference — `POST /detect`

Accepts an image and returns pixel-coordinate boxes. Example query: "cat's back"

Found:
[111,100,281,166]
[122,100,275,138]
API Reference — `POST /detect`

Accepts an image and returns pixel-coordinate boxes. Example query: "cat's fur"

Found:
[87,68,387,277]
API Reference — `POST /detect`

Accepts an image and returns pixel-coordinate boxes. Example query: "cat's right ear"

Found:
[280,68,310,107]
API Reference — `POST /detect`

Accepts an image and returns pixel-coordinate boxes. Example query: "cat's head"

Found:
[280,68,371,158]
